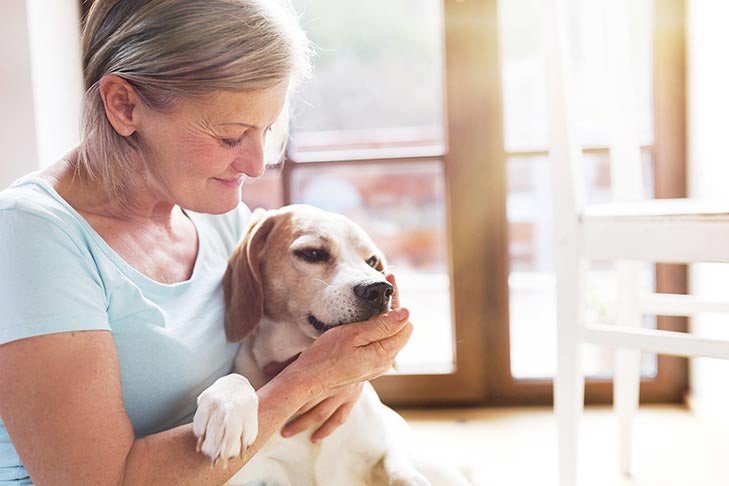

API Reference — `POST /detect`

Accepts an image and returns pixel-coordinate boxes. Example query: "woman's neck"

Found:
[46,149,177,226]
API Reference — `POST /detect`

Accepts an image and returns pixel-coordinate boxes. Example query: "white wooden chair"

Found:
[544,0,729,485]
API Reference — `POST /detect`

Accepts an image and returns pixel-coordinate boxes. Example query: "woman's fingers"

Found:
[310,399,355,442]
[374,320,414,357]
[281,396,333,438]
[350,307,410,348]
[281,382,363,441]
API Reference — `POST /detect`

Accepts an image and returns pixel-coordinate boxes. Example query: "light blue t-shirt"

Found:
[0,174,250,484]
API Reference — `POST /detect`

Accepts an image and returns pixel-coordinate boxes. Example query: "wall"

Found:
[0,0,83,189]
[1,0,39,188]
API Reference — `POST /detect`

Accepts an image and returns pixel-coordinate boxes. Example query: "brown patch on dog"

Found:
[223,208,277,342]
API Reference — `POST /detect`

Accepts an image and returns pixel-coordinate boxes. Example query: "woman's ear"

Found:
[223,209,275,342]
[98,74,139,137]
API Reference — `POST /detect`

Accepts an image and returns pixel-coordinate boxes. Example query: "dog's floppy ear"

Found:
[223,208,276,342]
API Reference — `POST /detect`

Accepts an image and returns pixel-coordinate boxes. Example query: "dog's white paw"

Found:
[193,373,259,467]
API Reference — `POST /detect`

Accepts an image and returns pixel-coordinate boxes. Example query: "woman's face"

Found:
[134,84,287,214]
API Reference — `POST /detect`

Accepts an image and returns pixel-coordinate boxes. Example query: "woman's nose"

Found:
[233,134,266,178]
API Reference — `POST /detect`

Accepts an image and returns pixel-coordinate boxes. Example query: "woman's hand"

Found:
[281,382,364,442]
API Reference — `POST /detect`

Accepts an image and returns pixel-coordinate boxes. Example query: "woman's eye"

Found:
[294,248,330,264]
[221,137,244,148]
[366,256,379,268]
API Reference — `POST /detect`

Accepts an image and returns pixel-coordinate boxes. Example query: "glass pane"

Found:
[498,0,654,151]
[507,152,657,379]
[290,161,453,373]
[241,169,284,210]
[289,0,444,154]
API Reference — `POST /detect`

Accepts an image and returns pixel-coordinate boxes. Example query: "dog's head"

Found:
[223,204,391,343]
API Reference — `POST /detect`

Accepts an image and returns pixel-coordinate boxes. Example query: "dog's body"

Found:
[193,205,470,486]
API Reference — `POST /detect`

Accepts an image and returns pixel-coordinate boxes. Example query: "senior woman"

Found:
[0,0,412,484]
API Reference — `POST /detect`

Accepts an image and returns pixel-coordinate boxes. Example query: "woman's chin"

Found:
[182,192,241,215]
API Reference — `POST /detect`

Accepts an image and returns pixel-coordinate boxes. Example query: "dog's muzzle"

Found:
[307,281,394,333]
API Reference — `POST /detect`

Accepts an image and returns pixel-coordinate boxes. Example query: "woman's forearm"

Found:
[120,373,316,486]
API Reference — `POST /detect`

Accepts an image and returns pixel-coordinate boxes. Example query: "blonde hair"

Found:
[78,0,313,200]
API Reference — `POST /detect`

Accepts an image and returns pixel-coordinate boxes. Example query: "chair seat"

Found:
[579,198,729,263]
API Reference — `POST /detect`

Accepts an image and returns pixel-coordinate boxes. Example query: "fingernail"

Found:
[281,429,291,437]
[394,308,408,321]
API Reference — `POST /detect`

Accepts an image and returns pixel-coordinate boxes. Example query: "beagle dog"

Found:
[193,205,470,486]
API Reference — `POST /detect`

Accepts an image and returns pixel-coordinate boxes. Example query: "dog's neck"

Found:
[249,315,316,378]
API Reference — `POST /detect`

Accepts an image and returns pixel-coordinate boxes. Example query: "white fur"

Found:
[193,373,259,468]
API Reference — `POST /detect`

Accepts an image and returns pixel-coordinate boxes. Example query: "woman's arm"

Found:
[0,306,411,485]
[0,330,310,485]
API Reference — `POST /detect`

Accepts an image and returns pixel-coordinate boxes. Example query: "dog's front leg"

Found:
[193,373,259,468]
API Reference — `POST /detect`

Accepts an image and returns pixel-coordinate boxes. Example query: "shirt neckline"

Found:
[20,174,207,292]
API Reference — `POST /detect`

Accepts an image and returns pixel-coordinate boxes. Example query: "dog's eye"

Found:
[294,248,330,264]
[366,256,379,268]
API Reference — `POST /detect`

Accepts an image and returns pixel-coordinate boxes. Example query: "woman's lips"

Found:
[213,176,243,187]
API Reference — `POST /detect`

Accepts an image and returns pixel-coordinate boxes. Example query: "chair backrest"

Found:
[544,0,585,222]
[604,0,645,202]
[545,0,645,213]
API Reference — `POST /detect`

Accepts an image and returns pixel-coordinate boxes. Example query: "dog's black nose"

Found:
[353,281,393,303]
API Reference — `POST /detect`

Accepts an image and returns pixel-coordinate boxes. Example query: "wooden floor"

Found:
[397,405,729,486]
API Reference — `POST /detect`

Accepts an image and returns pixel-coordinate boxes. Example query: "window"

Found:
[243,0,687,405]
[243,0,501,404]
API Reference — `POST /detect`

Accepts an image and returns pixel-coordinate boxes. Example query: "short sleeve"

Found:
[0,209,110,345]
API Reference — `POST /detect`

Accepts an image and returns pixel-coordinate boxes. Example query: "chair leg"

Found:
[555,255,587,486]
[614,261,643,477]
[556,336,585,486]
[615,348,641,476]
